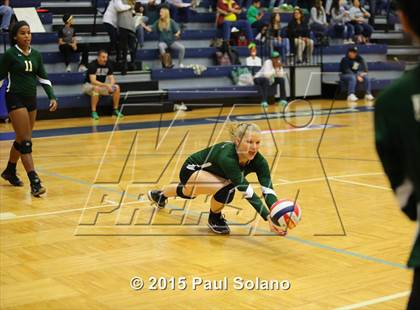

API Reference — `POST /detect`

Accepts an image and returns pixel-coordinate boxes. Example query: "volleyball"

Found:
[270,199,302,230]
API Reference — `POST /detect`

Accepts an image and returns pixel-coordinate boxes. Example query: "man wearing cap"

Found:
[253,51,287,108]
[58,14,89,72]
[339,46,374,102]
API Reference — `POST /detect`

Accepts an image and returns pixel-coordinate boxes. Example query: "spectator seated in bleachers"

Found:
[145,7,185,68]
[117,0,137,75]
[339,46,374,102]
[217,0,254,43]
[309,0,328,38]
[58,14,89,73]
[214,40,241,65]
[0,0,12,32]
[103,0,132,61]
[349,0,373,43]
[287,6,314,63]
[166,0,191,27]
[246,0,267,32]
[268,10,290,62]
[136,0,162,24]
[134,2,149,48]
[329,0,354,43]
[82,50,123,120]
[253,51,287,107]
[245,42,262,66]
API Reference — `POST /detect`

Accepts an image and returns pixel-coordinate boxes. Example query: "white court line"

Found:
[0,200,150,221]
[334,291,410,310]
[330,177,391,191]
[0,172,385,221]
[273,172,384,186]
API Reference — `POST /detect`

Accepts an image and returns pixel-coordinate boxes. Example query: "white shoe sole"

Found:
[147,190,165,209]
[207,223,230,235]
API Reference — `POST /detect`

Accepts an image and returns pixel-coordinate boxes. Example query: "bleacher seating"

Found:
[1,0,417,118]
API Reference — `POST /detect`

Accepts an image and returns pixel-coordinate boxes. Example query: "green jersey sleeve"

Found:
[219,157,270,221]
[0,50,12,84]
[35,51,56,100]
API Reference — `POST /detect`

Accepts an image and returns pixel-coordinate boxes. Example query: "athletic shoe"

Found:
[208,214,230,234]
[261,101,268,108]
[91,111,99,120]
[365,94,375,101]
[347,94,358,102]
[147,190,167,209]
[30,179,46,197]
[174,102,188,111]
[276,100,288,106]
[78,65,88,72]
[113,109,124,118]
[1,170,24,186]
[66,65,71,72]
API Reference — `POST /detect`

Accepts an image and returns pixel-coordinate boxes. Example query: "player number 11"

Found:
[24,60,33,72]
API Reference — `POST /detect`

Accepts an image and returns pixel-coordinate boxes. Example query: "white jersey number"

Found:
[24,60,33,72]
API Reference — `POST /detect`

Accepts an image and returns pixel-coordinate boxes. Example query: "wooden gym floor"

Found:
[0,100,415,309]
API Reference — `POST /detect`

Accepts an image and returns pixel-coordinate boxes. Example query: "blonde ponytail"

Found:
[229,122,261,142]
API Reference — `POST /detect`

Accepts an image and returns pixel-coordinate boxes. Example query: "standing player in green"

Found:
[0,21,58,196]
[148,122,285,235]
[374,0,420,308]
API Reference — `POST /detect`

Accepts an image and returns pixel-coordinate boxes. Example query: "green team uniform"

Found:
[0,45,55,110]
[374,65,420,268]
[182,141,278,220]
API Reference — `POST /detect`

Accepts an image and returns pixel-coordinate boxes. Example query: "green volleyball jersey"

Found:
[0,45,56,100]
[375,65,420,268]
[186,141,278,220]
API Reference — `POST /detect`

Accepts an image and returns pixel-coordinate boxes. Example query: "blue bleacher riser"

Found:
[145,29,216,41]
[48,72,85,85]
[138,44,386,60]
[152,65,244,80]
[39,13,53,25]
[0,32,58,45]
[138,46,249,60]
[42,52,78,64]
[322,44,387,55]
[166,78,393,101]
[0,51,75,64]
[322,61,405,72]
[168,86,259,101]
[38,95,89,109]
[10,0,40,7]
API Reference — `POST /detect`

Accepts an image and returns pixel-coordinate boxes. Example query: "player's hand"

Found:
[49,99,58,112]
[268,217,287,236]
[357,75,364,82]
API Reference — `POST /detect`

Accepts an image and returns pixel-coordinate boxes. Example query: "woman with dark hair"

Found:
[268,11,290,62]
[0,21,58,196]
[349,0,373,43]
[330,0,354,43]
[287,7,314,63]
[309,0,328,37]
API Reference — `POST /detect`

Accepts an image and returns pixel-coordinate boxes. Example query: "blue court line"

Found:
[0,106,374,141]
[31,166,407,271]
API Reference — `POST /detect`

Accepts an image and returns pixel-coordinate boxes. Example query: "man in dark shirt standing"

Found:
[82,50,123,120]
[339,46,374,102]
[375,0,420,308]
